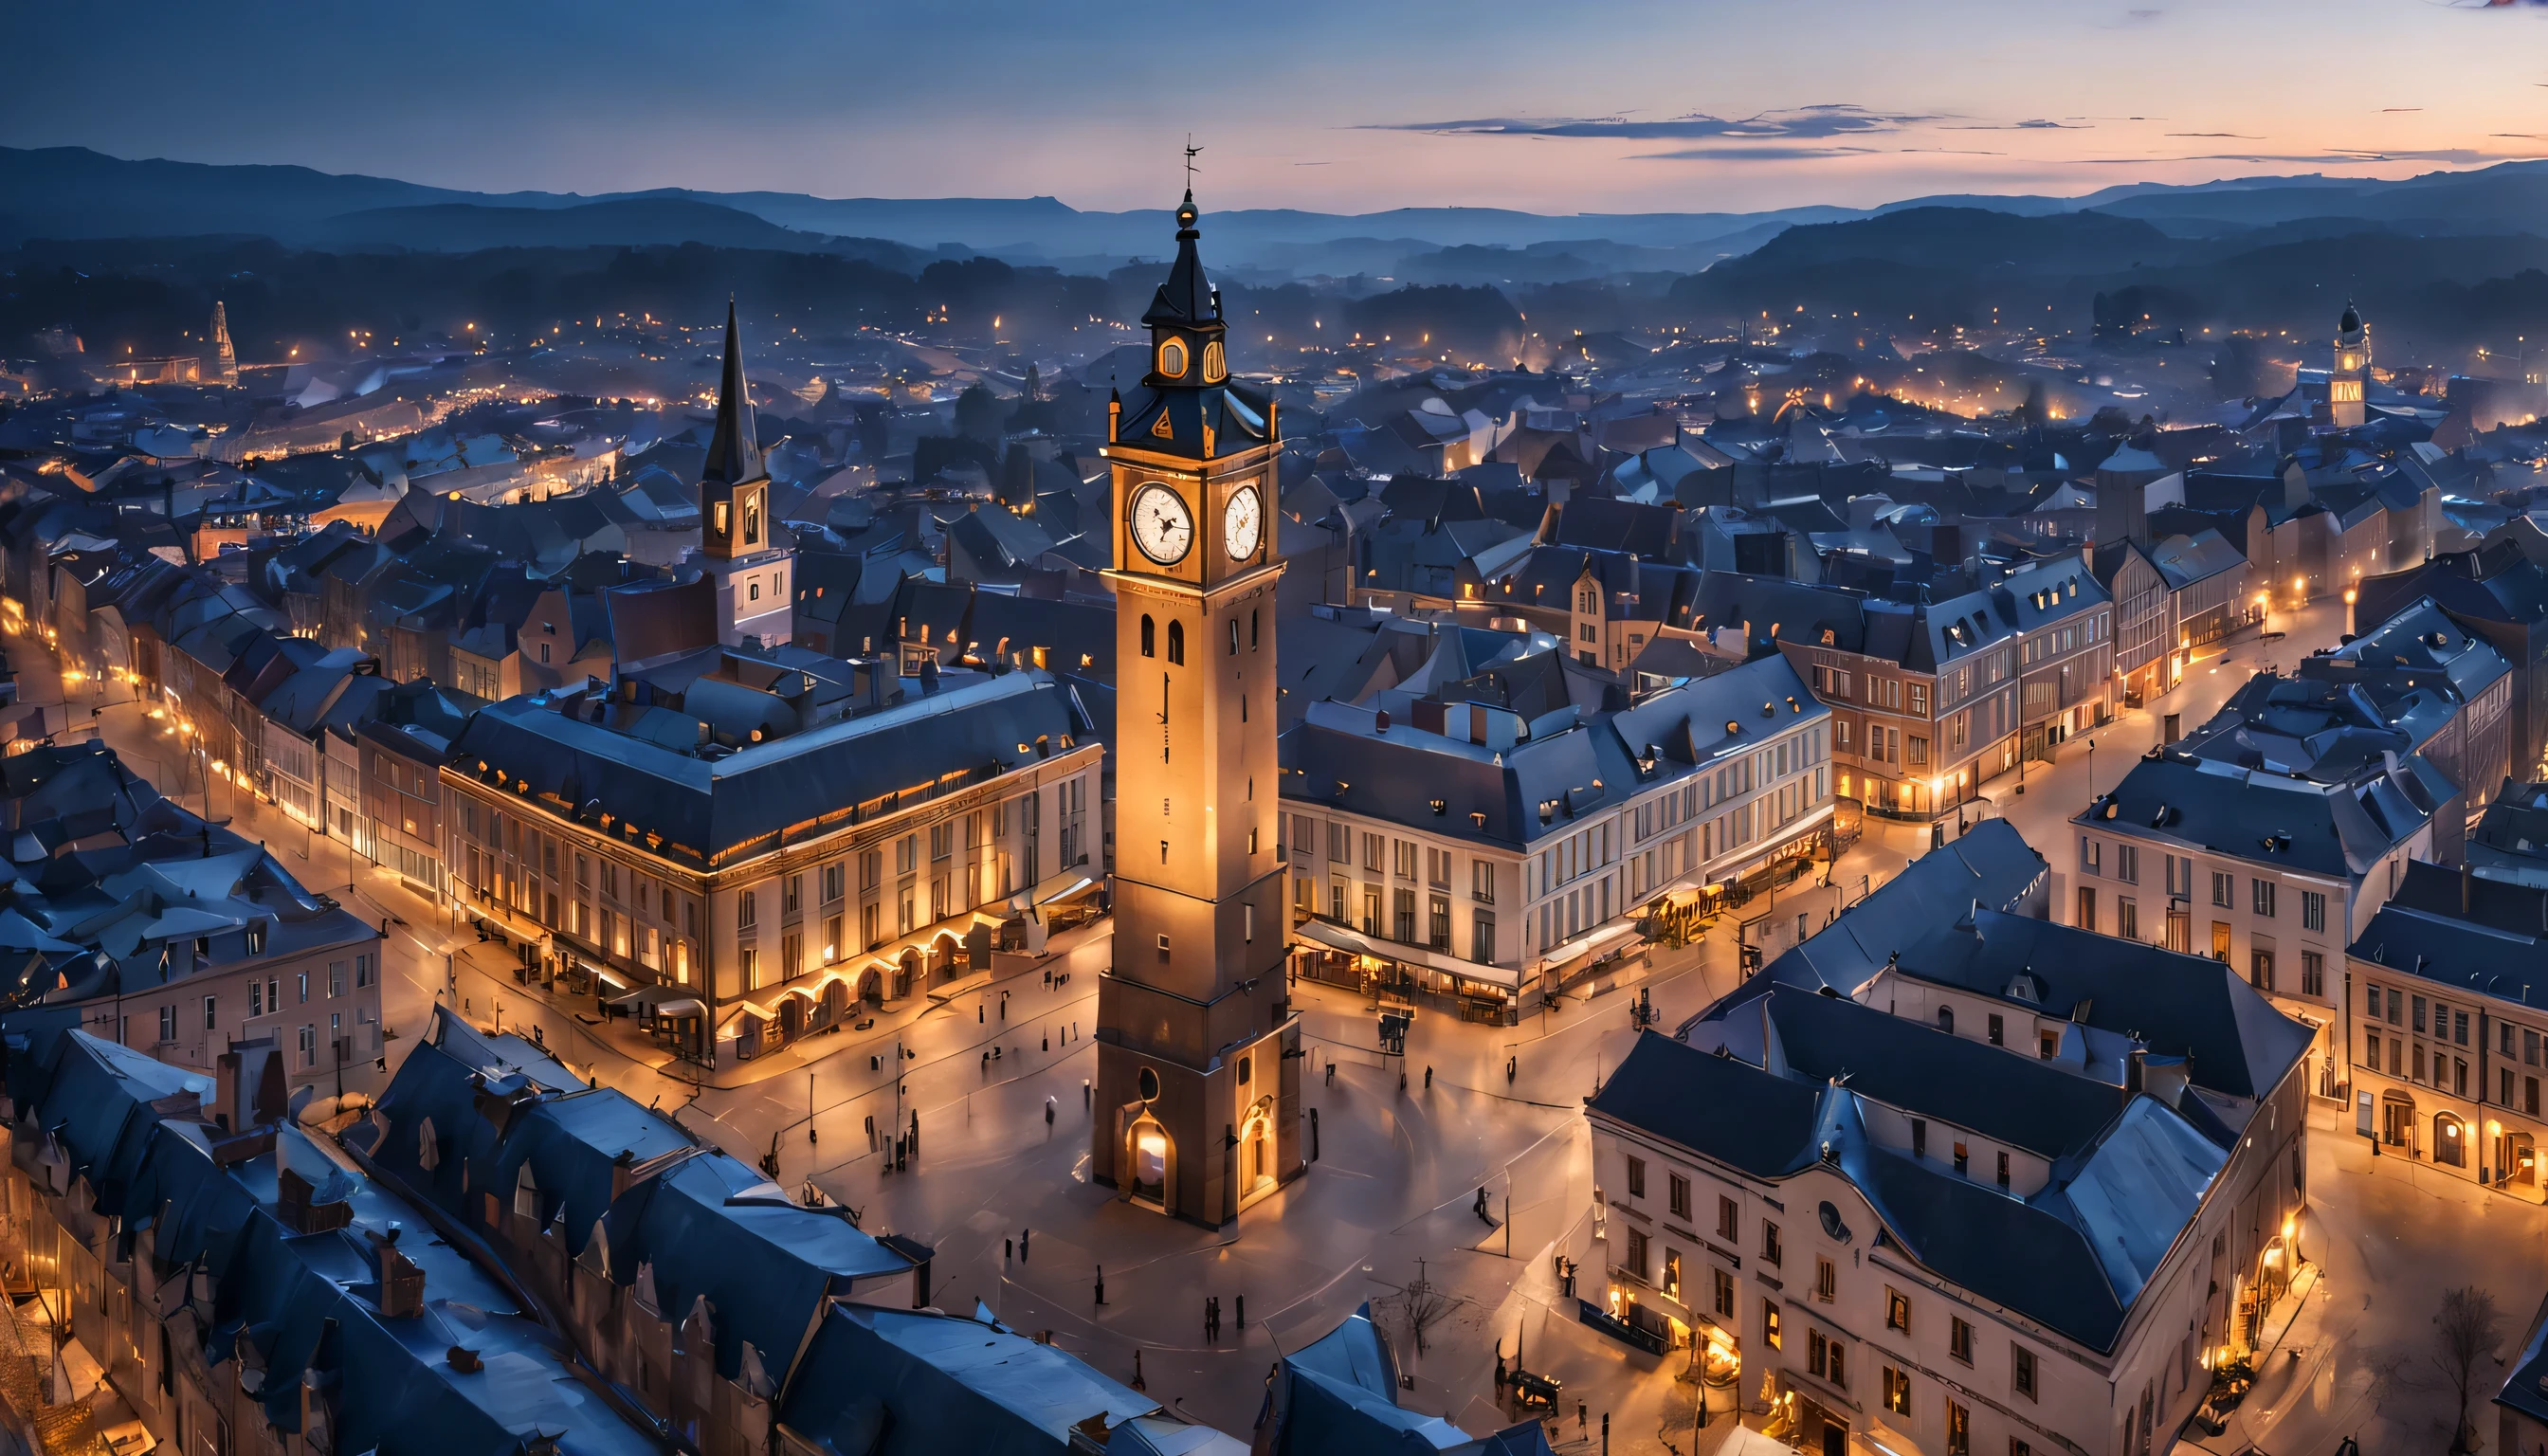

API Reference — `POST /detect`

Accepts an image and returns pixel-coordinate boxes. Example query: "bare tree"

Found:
[2433,1284,2505,1455]
[1400,1260,1453,1356]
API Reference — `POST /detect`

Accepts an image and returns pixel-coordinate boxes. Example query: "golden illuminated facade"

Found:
[1092,191,1302,1224]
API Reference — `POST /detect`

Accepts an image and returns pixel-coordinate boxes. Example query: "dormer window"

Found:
[1158,338,1189,379]
[245,922,266,955]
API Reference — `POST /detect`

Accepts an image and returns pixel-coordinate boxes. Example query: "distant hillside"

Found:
[1718,207,2183,277]
[309,197,828,252]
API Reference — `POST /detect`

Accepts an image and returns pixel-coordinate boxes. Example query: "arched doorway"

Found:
[1238,1096,1278,1206]
[777,995,806,1043]
[2499,1129,2538,1187]
[2381,1090,2417,1151]
[895,949,919,999]
[1122,1108,1174,1215]
[932,932,963,979]
[857,967,883,1006]
[819,978,848,1028]
[2435,1112,2467,1168]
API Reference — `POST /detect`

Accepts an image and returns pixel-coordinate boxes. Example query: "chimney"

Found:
[2125,1047,2147,1096]
[368,1227,426,1319]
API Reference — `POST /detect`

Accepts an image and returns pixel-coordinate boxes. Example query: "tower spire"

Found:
[209,300,237,386]
[701,298,763,485]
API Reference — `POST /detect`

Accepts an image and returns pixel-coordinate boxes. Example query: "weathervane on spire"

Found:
[1184,136,1203,190]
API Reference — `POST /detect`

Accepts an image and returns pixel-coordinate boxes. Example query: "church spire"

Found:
[1143,191,1217,329]
[701,299,763,486]
[209,300,237,386]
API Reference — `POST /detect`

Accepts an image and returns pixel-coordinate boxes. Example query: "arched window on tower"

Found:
[1167,620,1186,664]
[1140,615,1156,658]
[744,498,761,546]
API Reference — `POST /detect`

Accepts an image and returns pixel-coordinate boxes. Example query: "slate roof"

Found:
[4,1023,661,1456]
[354,1006,918,1386]
[1754,817,2048,996]
[701,300,764,488]
[1279,651,1825,853]
[446,669,1084,865]
[2349,859,2548,1013]
[1894,909,2314,1101]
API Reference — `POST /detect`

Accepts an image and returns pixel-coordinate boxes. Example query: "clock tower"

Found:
[2330,300,2371,430]
[1093,191,1300,1225]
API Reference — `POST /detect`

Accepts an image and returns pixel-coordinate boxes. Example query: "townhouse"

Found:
[1711,553,2111,823]
[2069,675,2456,1100]
[0,740,385,1093]
[2345,860,2548,1199]
[1278,643,1831,1021]
[0,1027,666,1456]
[1591,928,2309,1456]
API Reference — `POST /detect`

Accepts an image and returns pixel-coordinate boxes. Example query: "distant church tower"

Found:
[209,300,237,386]
[1091,190,1300,1225]
[2330,300,2370,429]
[697,301,792,648]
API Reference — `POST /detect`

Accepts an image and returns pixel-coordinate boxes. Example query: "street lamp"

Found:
[2343,587,2357,636]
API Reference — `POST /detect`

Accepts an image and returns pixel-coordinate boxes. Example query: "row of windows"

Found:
[2081,840,2330,930]
[1137,610,1260,663]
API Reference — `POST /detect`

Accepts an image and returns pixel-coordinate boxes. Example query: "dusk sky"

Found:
[15,0,2548,214]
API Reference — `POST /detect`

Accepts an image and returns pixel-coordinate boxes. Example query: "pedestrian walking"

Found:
[1203,1297,1215,1342]
[1045,1097,1056,1127]
[1235,1294,1245,1329]
[999,990,1009,1020]
[1005,1237,1013,1264]
[1424,1065,1432,1088]
[1131,1349,1144,1392]
[1021,1228,1030,1262]
[1094,1264,1105,1306]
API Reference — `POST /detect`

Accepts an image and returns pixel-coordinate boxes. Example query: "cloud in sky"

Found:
[1629,145,1884,163]
[2082,146,2544,165]
[1370,105,1932,142]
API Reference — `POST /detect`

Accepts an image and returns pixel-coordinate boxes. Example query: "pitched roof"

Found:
[700,300,764,488]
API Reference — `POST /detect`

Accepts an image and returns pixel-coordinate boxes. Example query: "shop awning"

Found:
[609,983,700,1015]
[1539,920,1642,975]
[1010,867,1101,917]
[1291,919,1528,992]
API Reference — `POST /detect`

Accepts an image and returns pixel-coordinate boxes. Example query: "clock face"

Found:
[1223,484,1262,561]
[1129,482,1194,566]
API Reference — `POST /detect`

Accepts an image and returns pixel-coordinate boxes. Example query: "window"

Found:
[1946,1398,1971,1456]
[1809,1328,1846,1387]
[1996,1151,2011,1188]
[1953,1141,1969,1176]
[1882,1365,1910,1415]
[2012,1343,2038,1400]
[2117,897,2138,941]
[1988,1012,2004,1046]
[2252,878,2277,918]
[1761,1220,1782,1266]
[738,891,758,930]
[2302,951,2325,998]
[2211,871,2233,908]
[203,995,216,1029]
[1471,860,1496,903]
[2076,885,2096,933]
[157,1006,175,1043]
[1625,1228,1648,1279]
[2302,889,2325,932]
[1713,1267,1735,1318]
[1167,620,1185,664]
[1816,1257,1837,1302]
[2079,837,2102,876]
[1950,1317,1974,1365]
[1139,615,1155,657]
[1626,1156,1646,1199]
[2250,949,2275,992]
[1911,1118,1928,1158]
[1885,1288,1910,1334]
[1668,1174,1691,1221]
[1718,1195,1738,1240]
[1763,1301,1781,1351]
